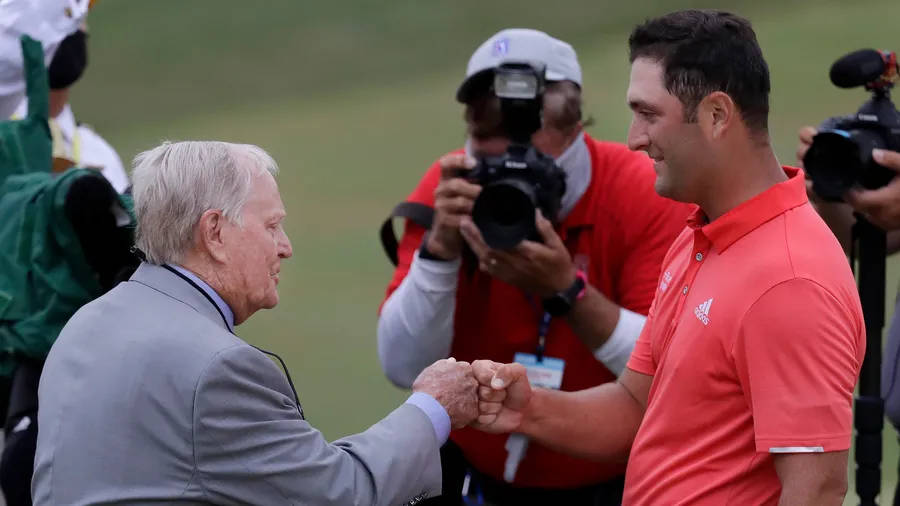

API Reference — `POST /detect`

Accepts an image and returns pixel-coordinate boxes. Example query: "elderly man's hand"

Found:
[459,210,576,298]
[470,360,532,435]
[845,149,900,230]
[412,358,478,429]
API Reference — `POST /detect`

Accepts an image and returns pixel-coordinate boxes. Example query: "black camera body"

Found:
[804,49,900,201]
[467,62,567,250]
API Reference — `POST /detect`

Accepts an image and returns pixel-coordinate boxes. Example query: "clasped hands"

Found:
[412,358,533,433]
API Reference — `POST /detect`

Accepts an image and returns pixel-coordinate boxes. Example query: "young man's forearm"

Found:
[518,379,645,462]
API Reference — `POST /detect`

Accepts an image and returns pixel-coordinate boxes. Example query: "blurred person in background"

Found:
[377,28,691,505]
[33,140,479,506]
[0,2,134,504]
[471,10,863,505]
[10,20,128,192]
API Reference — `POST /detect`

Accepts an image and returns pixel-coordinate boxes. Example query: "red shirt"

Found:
[624,167,865,505]
[384,134,691,488]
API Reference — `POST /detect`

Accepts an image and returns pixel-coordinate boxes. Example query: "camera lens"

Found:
[805,129,892,201]
[804,130,865,201]
[472,179,537,250]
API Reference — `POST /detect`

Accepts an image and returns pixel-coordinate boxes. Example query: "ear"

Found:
[195,209,228,263]
[697,91,736,139]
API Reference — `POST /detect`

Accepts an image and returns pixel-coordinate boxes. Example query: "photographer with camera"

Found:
[377,28,690,504]
[798,47,900,505]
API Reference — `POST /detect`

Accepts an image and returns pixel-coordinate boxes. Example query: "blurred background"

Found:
[72,0,899,503]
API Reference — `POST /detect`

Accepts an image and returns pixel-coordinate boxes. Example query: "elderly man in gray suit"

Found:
[32,141,479,506]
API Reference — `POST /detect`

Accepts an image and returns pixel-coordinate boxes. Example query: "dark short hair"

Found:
[628,10,770,132]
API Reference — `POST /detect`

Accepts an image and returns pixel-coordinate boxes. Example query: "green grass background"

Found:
[72,0,900,502]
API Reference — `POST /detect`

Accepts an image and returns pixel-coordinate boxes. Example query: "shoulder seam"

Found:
[127,280,218,324]
[731,276,848,357]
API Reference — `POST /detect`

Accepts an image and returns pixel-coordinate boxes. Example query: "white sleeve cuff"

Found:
[411,251,461,292]
[593,307,646,376]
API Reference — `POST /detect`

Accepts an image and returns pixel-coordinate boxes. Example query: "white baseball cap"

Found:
[0,0,89,117]
[456,28,582,103]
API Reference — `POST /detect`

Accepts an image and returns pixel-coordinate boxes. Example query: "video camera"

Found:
[465,62,566,250]
[804,49,900,201]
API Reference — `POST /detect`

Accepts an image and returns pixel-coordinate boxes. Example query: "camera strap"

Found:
[379,201,434,266]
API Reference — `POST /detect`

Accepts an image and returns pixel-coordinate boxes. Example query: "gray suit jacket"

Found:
[32,263,441,506]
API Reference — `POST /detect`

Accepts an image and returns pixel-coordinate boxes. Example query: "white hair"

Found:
[131,140,279,265]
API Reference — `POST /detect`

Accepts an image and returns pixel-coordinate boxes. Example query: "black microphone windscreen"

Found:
[830,49,886,88]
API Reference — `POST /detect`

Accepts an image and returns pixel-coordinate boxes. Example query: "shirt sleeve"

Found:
[405,392,451,444]
[625,291,660,376]
[606,146,692,315]
[193,345,442,505]
[733,278,864,453]
[377,252,459,387]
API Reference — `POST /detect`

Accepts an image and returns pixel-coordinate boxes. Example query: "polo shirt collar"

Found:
[690,166,808,253]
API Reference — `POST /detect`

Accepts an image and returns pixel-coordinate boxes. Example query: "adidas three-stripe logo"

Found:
[694,298,713,326]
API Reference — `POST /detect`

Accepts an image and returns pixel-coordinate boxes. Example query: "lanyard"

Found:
[528,226,586,362]
[161,264,305,419]
[536,311,552,362]
[521,289,553,363]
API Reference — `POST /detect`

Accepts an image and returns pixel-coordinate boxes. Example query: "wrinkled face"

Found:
[221,170,292,323]
[626,58,706,202]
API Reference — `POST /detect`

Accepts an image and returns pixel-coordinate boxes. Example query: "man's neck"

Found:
[178,256,243,325]
[699,142,786,222]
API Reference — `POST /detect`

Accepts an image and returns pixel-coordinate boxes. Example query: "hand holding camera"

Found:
[424,153,481,261]
[460,210,576,298]
[463,63,567,251]
[802,48,900,231]
[844,149,900,230]
[803,49,900,200]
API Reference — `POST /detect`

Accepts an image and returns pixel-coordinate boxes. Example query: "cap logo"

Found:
[492,38,509,57]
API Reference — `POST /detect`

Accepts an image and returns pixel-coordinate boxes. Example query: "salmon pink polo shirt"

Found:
[624,167,865,505]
